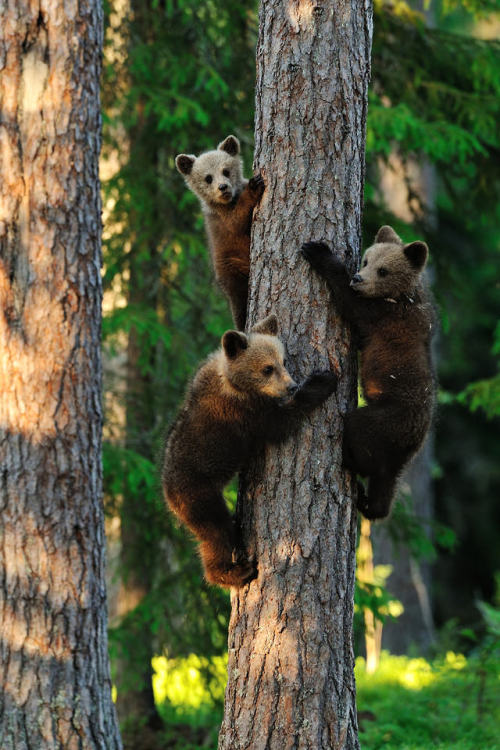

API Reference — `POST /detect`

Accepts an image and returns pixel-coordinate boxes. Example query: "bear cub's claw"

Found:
[248,173,265,196]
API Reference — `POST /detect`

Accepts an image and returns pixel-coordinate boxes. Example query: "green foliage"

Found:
[436,0,500,21]
[140,650,500,749]
[356,651,500,749]
[456,373,500,419]
[369,3,500,215]
[385,493,457,563]
[101,0,258,688]
[153,653,227,712]
[355,566,404,628]
[367,97,487,164]
[103,442,160,515]
[101,0,500,715]
[366,2,500,628]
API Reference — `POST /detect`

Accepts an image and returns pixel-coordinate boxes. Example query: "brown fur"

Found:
[301,225,436,519]
[176,135,264,330]
[162,314,337,587]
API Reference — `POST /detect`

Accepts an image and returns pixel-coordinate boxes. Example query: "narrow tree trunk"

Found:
[219,2,372,748]
[372,439,435,654]
[0,2,122,747]
[114,246,162,729]
[358,519,383,673]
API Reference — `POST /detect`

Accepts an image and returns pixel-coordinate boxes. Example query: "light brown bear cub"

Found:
[176,135,264,330]
[302,226,436,520]
[162,314,337,588]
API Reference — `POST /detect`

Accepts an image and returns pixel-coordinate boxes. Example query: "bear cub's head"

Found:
[351,225,428,299]
[176,135,244,207]
[220,315,297,401]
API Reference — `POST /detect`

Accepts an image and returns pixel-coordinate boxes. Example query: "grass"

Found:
[356,651,500,749]
[122,650,499,749]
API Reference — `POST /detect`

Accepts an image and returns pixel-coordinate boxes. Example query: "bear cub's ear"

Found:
[218,135,240,157]
[251,314,279,336]
[176,154,196,175]
[375,225,402,245]
[222,330,248,359]
[404,241,428,270]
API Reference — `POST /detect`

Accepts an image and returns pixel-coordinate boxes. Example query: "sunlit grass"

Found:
[153,653,227,711]
[356,651,499,750]
[149,650,499,749]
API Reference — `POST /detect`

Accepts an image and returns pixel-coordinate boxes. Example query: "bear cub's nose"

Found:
[287,383,299,395]
[218,183,229,192]
[351,273,363,285]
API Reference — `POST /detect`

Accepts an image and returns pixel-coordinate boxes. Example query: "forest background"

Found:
[99,0,500,748]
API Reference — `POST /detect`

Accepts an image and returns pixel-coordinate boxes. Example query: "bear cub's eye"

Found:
[362,259,368,267]
[222,169,230,178]
[377,267,389,277]
[262,365,274,376]
[205,175,213,184]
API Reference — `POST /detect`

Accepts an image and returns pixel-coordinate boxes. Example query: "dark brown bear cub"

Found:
[176,135,264,330]
[162,314,337,588]
[301,225,436,520]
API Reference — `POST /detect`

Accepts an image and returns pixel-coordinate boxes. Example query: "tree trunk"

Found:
[0,2,122,748]
[372,439,435,654]
[357,519,383,673]
[114,245,162,730]
[219,2,372,748]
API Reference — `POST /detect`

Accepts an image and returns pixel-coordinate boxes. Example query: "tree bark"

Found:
[219,2,372,748]
[0,2,122,747]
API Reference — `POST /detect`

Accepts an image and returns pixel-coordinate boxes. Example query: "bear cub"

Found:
[162,314,337,588]
[176,135,264,330]
[301,225,436,520]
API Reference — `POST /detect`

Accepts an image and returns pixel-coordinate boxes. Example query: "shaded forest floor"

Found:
[121,651,500,750]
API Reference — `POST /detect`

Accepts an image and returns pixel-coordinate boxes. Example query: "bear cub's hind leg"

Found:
[343,406,402,520]
[175,489,256,588]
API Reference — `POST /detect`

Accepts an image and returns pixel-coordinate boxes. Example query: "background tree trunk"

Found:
[372,440,436,654]
[0,2,122,747]
[114,243,163,729]
[219,1,372,748]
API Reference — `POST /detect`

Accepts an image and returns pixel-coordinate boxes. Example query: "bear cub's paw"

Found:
[301,241,331,265]
[248,173,265,196]
[308,370,338,396]
[355,480,370,517]
[206,557,257,589]
[301,242,345,274]
[297,370,338,407]
[355,481,390,522]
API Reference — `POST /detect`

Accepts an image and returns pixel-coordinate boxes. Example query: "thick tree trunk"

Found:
[0,2,122,747]
[219,2,372,748]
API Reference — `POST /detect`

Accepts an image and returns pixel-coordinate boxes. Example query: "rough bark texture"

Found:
[0,1,122,747]
[219,2,372,748]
